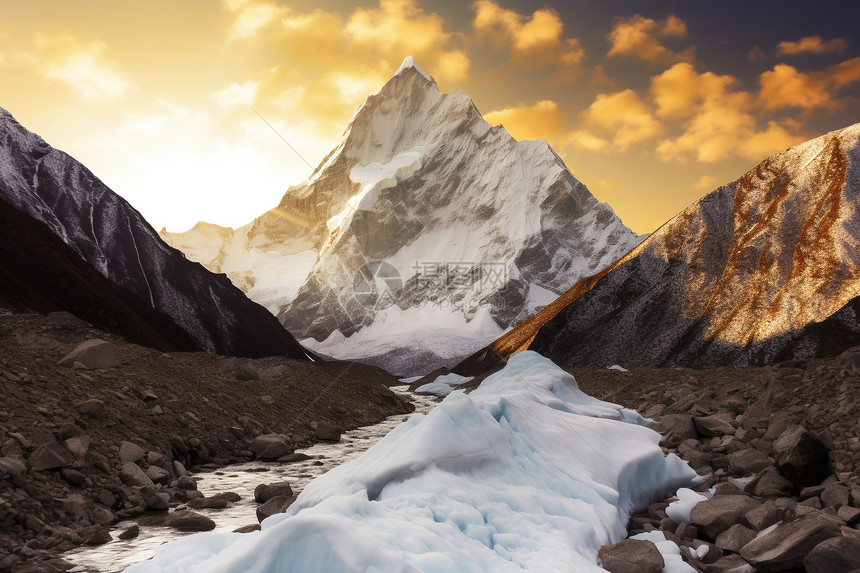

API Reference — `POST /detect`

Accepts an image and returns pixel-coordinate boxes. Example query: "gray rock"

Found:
[316,422,343,442]
[80,524,112,545]
[63,435,91,459]
[28,441,74,471]
[700,554,756,573]
[838,506,860,525]
[695,413,736,438]
[715,524,757,553]
[145,465,171,485]
[690,495,761,540]
[822,482,851,509]
[745,467,794,497]
[256,495,297,523]
[651,414,697,449]
[118,441,145,464]
[772,425,830,488]
[234,523,261,533]
[119,462,154,488]
[176,475,197,490]
[745,500,784,531]
[58,339,120,369]
[804,534,860,573]
[254,482,294,504]
[728,449,771,476]
[187,493,240,510]
[142,487,170,511]
[73,399,105,417]
[598,539,665,573]
[249,434,292,460]
[741,513,842,570]
[118,525,140,540]
[163,510,216,531]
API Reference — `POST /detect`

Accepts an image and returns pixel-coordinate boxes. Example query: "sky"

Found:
[2,1,859,234]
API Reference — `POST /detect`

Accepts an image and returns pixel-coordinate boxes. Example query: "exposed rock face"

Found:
[164,58,641,374]
[457,124,860,373]
[0,105,311,359]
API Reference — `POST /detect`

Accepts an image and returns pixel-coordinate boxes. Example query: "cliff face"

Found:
[0,106,311,359]
[457,123,860,372]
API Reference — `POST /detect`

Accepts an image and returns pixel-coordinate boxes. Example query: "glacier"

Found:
[126,352,696,572]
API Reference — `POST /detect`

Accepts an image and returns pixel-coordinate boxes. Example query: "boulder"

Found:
[745,467,794,497]
[772,425,830,488]
[598,539,665,573]
[249,434,292,460]
[804,534,860,573]
[700,554,756,573]
[279,453,312,463]
[650,414,696,449]
[119,462,154,488]
[176,475,197,490]
[728,449,771,476]
[316,422,343,442]
[254,482,294,504]
[80,525,112,545]
[63,435,91,459]
[163,510,216,531]
[145,465,171,485]
[118,525,140,540]
[821,483,851,509]
[741,513,842,570]
[73,399,105,417]
[58,339,120,369]
[746,500,784,532]
[715,524,757,553]
[256,495,297,523]
[118,441,145,464]
[695,413,736,438]
[28,441,74,471]
[234,524,261,533]
[690,495,760,540]
[142,487,170,511]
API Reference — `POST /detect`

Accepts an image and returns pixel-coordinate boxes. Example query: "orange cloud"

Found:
[23,33,135,100]
[607,14,694,63]
[777,35,848,55]
[483,100,570,143]
[472,0,584,70]
[758,58,860,111]
[651,63,804,163]
[580,89,661,151]
[222,0,287,40]
[693,175,717,190]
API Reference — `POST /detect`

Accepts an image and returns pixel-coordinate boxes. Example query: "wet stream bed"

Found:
[64,388,439,572]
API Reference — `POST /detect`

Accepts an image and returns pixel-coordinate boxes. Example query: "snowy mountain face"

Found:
[0,106,311,360]
[166,58,641,375]
[458,123,860,371]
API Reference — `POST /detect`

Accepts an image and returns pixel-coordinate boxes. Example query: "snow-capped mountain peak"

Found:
[164,59,643,374]
[395,55,435,83]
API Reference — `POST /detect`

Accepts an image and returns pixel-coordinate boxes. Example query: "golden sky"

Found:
[2,0,859,233]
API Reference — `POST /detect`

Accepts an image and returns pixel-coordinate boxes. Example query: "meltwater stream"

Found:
[64,388,439,573]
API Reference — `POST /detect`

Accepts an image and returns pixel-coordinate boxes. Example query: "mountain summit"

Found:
[456,123,860,372]
[166,57,642,374]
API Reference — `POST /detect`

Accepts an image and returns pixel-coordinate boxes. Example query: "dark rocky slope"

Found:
[0,309,411,571]
[456,123,860,373]
[0,106,310,359]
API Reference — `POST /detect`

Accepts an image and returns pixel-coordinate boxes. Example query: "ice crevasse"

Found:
[127,351,697,573]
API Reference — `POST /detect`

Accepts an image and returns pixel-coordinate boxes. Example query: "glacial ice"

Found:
[126,351,697,573]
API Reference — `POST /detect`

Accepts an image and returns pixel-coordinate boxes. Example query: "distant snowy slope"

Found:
[167,57,642,375]
[127,351,697,572]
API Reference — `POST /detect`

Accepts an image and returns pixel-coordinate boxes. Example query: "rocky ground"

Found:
[571,352,860,572]
[0,308,413,572]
